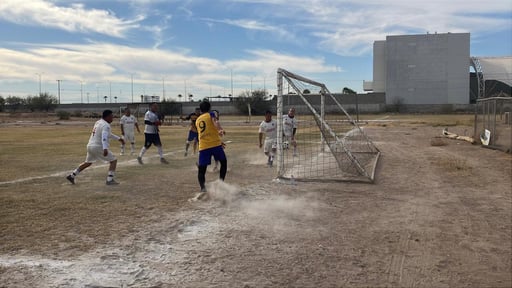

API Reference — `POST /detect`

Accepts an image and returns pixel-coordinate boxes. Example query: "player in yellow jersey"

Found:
[195,101,226,195]
[180,107,201,156]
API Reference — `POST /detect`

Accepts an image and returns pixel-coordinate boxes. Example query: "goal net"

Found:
[276,68,380,183]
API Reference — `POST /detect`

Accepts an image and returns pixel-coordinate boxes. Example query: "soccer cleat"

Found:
[160,158,169,164]
[66,175,75,184]
[200,187,207,192]
[184,151,188,157]
[106,179,120,185]
[120,151,124,156]
[137,157,144,165]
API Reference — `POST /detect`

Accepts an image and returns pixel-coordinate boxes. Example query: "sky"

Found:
[0,0,510,104]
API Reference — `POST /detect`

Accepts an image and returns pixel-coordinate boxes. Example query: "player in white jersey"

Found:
[259,110,277,166]
[283,107,298,156]
[137,102,169,164]
[66,109,125,185]
[119,108,140,155]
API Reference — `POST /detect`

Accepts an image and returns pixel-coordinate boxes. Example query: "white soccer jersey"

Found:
[88,119,116,149]
[259,119,277,140]
[283,114,297,137]
[120,115,137,134]
[144,110,159,134]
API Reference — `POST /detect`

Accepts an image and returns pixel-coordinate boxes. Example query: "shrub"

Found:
[57,111,70,120]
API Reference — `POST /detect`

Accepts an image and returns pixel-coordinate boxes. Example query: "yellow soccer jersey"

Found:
[196,112,222,151]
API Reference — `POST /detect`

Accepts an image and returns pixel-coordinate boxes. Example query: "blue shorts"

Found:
[198,145,226,166]
[187,131,198,142]
[144,133,161,148]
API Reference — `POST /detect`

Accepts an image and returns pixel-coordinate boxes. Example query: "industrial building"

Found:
[364,32,511,105]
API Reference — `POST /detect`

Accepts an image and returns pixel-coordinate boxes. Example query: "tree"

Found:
[0,96,4,112]
[303,89,311,94]
[35,93,58,112]
[342,87,357,94]
[5,96,25,112]
[234,89,272,115]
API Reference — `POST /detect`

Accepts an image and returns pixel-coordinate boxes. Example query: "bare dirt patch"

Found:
[0,117,510,287]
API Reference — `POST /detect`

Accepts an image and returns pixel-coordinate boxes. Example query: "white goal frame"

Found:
[276,68,380,183]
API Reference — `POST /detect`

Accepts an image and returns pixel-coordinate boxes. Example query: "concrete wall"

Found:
[54,93,477,118]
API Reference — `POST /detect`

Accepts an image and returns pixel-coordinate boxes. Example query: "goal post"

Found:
[276,68,380,183]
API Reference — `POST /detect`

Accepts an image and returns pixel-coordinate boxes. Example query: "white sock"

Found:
[71,168,80,178]
[158,146,163,158]
[139,147,147,157]
[107,171,115,182]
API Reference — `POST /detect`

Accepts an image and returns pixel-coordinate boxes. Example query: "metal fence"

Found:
[474,97,512,153]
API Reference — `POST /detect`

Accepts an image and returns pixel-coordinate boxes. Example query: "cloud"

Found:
[0,0,141,38]
[225,0,512,56]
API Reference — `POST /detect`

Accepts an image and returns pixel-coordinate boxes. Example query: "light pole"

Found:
[96,84,100,103]
[56,80,62,104]
[36,73,43,95]
[131,74,134,103]
[230,69,233,98]
[80,81,83,104]
[184,80,187,100]
[162,77,165,100]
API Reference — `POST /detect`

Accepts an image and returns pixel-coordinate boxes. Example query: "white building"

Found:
[365,32,470,105]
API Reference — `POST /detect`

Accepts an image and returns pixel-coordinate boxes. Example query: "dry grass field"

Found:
[0,113,510,287]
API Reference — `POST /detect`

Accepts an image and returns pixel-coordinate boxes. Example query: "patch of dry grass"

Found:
[432,156,472,174]
[430,137,448,147]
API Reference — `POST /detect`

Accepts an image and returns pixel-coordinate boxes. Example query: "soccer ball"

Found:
[283,141,289,149]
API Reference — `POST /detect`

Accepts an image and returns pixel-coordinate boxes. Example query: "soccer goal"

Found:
[276,68,380,183]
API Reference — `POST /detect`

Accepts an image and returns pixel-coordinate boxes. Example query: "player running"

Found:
[259,110,277,167]
[119,108,140,155]
[137,102,169,165]
[180,107,201,157]
[66,109,125,185]
[196,101,227,196]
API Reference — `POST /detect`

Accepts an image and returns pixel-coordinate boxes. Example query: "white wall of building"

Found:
[370,33,470,105]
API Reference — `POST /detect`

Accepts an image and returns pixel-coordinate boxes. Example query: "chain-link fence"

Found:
[474,97,512,153]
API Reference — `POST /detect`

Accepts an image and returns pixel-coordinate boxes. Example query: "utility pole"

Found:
[230,69,233,98]
[56,80,62,104]
[36,73,43,95]
[80,81,83,104]
[131,74,134,103]
[162,77,165,100]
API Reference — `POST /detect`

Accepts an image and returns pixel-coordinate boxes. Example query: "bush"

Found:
[72,110,83,117]
[57,111,71,120]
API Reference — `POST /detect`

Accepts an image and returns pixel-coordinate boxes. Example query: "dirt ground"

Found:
[0,116,511,287]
